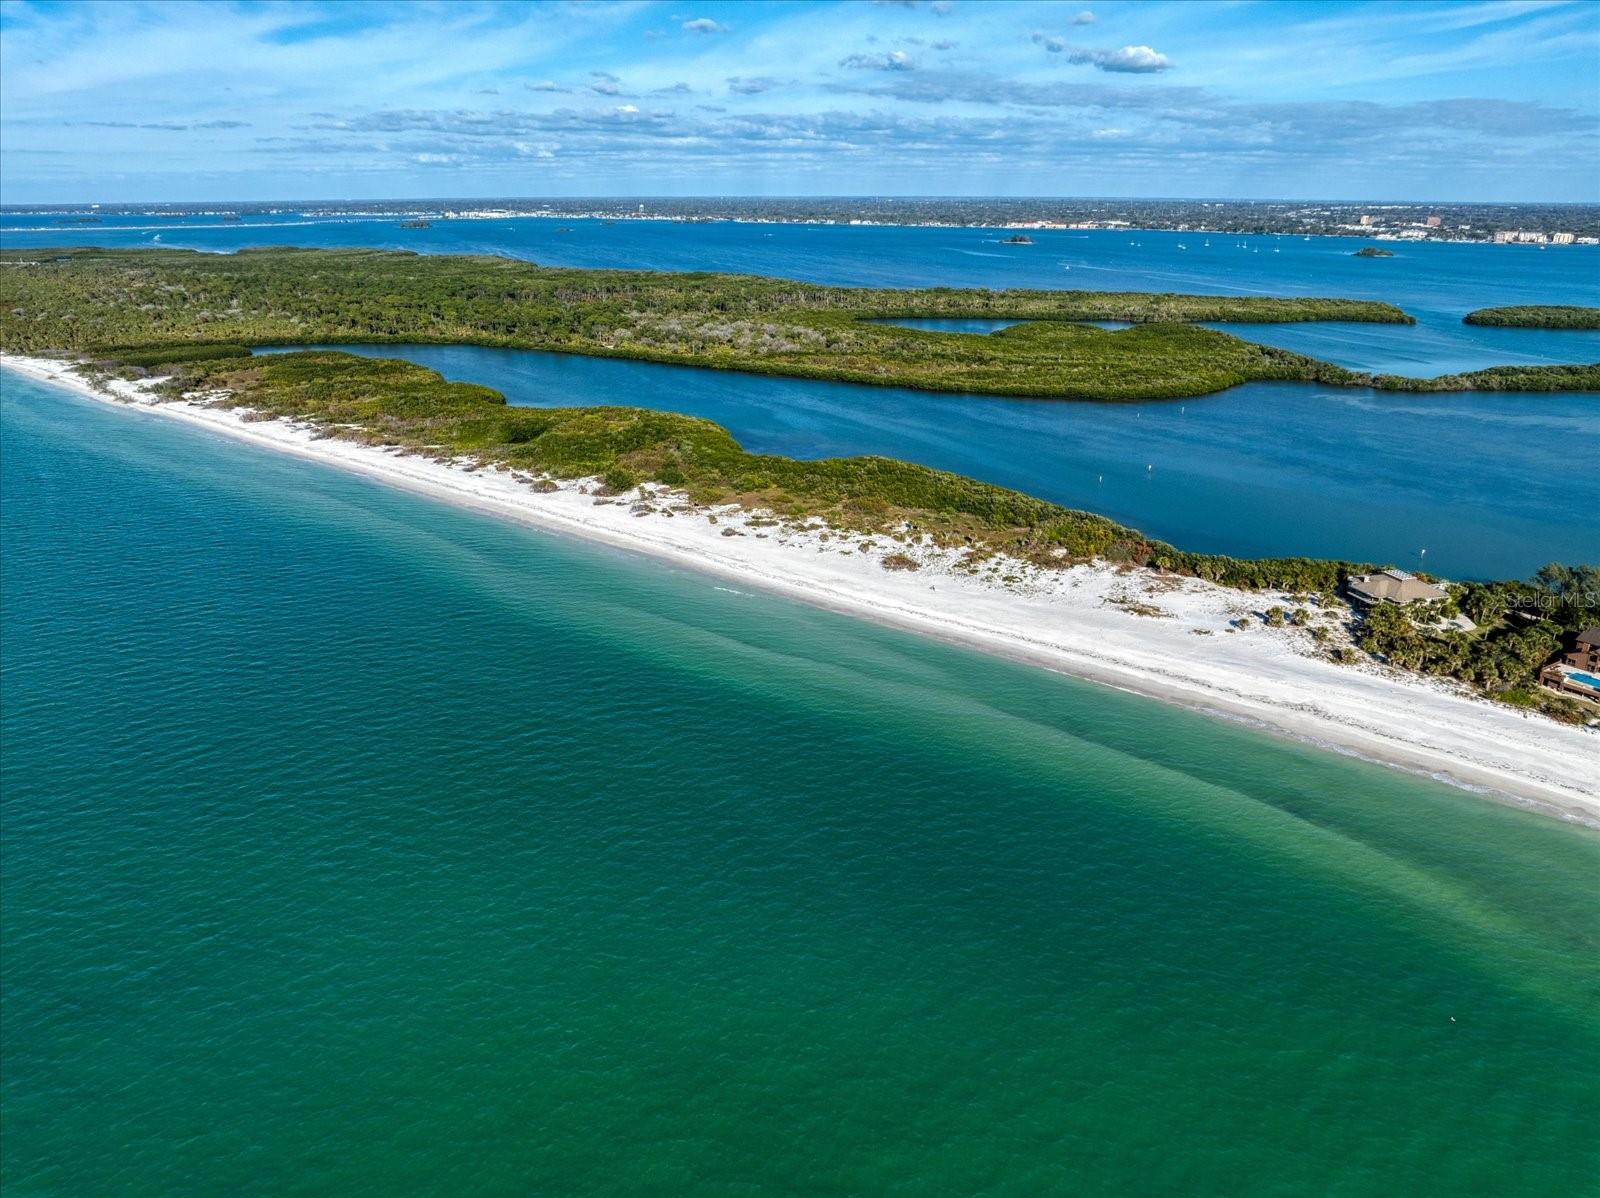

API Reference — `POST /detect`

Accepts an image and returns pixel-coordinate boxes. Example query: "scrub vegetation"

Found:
[1463,306,1600,330]
[107,347,1370,593]
[5,246,1592,401]
[1374,364,1600,391]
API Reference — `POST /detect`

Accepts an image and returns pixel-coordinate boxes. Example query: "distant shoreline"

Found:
[6,352,1595,827]
[4,200,1598,247]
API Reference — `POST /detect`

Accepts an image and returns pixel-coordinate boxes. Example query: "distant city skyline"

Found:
[2,0,1596,205]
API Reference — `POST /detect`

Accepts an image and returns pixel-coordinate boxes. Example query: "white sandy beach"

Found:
[5,352,1596,825]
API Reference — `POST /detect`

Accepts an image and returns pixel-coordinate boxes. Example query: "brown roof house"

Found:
[1345,569,1448,606]
[1539,628,1600,703]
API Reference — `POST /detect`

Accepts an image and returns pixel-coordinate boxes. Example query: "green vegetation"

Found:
[1352,247,1395,258]
[0,242,1481,407]
[1375,363,1600,392]
[88,342,252,368]
[1464,305,1600,330]
[1356,565,1600,723]
[94,348,1367,594]
[4,247,1590,400]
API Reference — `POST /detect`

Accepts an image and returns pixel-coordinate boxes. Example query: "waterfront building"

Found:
[1344,569,1449,606]
[1539,629,1600,703]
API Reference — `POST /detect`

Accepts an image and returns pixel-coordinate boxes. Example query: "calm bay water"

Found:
[261,343,1598,580]
[4,371,1599,1195]
[3,211,1598,374]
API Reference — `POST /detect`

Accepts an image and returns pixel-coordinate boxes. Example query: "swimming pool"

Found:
[1561,669,1600,691]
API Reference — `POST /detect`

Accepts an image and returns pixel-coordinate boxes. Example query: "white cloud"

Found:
[1096,45,1171,73]
[1073,11,1096,26]
[840,50,914,71]
[1034,36,1172,73]
[681,18,728,35]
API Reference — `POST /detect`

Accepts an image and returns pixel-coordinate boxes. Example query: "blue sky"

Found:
[1,0,1596,203]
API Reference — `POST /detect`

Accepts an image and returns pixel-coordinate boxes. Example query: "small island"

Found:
[1003,234,1033,244]
[1464,305,1600,330]
[1352,246,1394,258]
[399,219,432,229]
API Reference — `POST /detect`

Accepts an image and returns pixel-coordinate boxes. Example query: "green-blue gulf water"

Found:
[3,372,1598,1196]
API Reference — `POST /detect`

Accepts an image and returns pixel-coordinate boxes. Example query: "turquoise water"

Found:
[259,344,1599,580]
[4,370,1599,1195]
[3,214,1597,374]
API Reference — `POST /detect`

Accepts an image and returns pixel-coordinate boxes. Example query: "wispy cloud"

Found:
[0,0,1592,202]
[727,76,779,95]
[840,50,914,71]
[77,118,251,131]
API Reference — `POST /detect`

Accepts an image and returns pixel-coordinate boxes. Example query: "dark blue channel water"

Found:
[259,344,1597,580]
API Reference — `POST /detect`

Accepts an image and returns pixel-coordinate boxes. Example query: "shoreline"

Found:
[5,209,1596,248]
[4,352,1596,827]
